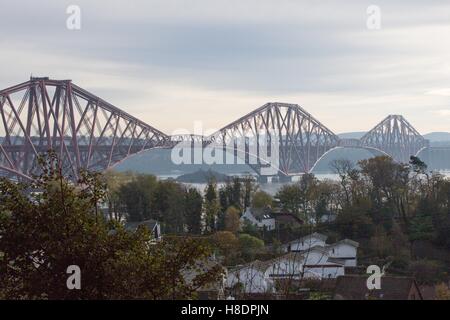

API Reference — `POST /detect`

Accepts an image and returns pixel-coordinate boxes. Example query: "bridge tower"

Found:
[0,77,168,181]
[207,102,340,177]
[360,115,429,163]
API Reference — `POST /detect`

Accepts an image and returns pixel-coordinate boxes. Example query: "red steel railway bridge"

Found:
[0,77,438,181]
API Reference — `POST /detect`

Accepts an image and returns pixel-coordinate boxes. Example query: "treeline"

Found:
[105,155,450,284]
[274,156,450,285]
[0,154,223,299]
[1,152,450,299]
[104,172,261,234]
[103,172,274,265]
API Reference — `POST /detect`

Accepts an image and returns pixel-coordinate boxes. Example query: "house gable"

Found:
[283,233,328,252]
[226,261,274,294]
[326,240,358,267]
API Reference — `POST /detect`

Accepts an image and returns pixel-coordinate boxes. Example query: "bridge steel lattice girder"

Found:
[0,77,169,181]
[0,78,434,180]
[206,102,340,176]
[359,114,429,164]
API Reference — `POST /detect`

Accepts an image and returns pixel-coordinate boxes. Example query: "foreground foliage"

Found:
[0,154,222,299]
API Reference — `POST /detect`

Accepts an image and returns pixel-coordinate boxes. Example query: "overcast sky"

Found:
[1,0,450,134]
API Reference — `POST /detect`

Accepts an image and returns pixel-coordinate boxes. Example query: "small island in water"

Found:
[176,169,230,183]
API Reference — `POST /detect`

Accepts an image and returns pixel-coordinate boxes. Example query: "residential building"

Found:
[241,207,276,231]
[273,212,304,229]
[264,252,305,280]
[282,232,328,253]
[282,234,359,269]
[301,246,346,280]
[325,239,359,267]
[264,249,345,280]
[226,244,347,295]
[226,260,275,294]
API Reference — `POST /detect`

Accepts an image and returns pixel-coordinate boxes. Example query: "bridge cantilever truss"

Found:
[360,115,429,163]
[0,77,169,181]
[204,107,431,176]
[207,102,340,175]
[0,77,437,180]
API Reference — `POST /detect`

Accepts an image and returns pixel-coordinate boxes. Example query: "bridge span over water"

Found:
[0,77,447,181]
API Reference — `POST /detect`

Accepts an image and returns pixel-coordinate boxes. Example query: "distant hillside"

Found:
[311,148,375,173]
[423,132,450,142]
[114,148,253,176]
[113,132,450,176]
[338,132,366,139]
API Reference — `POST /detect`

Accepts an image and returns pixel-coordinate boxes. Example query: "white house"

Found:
[263,249,345,280]
[225,234,358,294]
[282,234,359,268]
[226,260,275,294]
[278,233,359,276]
[264,252,305,280]
[325,239,359,267]
[282,232,328,253]
[240,207,275,231]
[225,252,346,296]
[300,246,345,279]
[226,249,345,293]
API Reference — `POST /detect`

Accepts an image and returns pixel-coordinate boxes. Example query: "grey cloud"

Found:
[1,0,450,132]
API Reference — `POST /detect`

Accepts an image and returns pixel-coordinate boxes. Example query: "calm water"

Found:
[159,173,337,196]
[158,172,450,196]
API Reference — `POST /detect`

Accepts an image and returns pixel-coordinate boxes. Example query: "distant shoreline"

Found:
[175,169,230,183]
